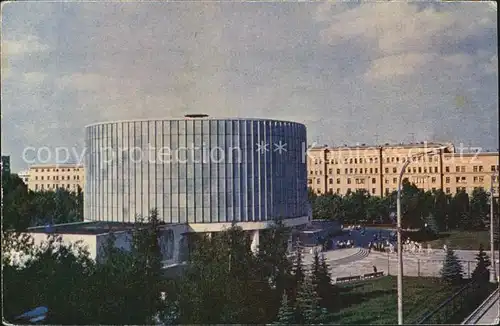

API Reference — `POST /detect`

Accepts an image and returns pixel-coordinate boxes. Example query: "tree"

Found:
[470,188,489,226]
[471,244,491,283]
[3,234,96,324]
[290,242,305,302]
[400,180,425,229]
[295,274,330,324]
[311,252,333,308]
[449,190,470,229]
[425,213,440,235]
[274,292,296,325]
[440,247,463,285]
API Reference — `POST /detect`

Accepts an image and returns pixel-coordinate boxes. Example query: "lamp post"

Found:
[490,171,498,282]
[396,147,445,325]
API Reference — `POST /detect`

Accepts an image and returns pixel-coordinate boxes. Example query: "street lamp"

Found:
[490,171,498,282]
[396,147,446,325]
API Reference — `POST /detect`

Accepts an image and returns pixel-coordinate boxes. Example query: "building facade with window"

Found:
[307,142,499,196]
[18,170,29,185]
[27,164,85,192]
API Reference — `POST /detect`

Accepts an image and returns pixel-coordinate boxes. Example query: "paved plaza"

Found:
[326,248,500,280]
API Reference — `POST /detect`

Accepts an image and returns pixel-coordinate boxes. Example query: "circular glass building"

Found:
[84,116,308,230]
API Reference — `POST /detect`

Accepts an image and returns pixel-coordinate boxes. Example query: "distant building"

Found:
[307,142,499,196]
[27,164,85,192]
[18,170,29,185]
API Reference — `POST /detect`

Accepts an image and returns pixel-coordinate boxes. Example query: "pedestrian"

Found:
[373,265,377,273]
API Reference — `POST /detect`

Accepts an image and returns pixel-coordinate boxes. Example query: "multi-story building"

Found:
[27,164,85,192]
[307,142,499,197]
[18,170,29,184]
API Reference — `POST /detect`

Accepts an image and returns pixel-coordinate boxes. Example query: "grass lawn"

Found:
[331,276,461,324]
[427,230,492,250]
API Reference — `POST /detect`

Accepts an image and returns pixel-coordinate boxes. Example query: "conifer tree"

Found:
[273,292,296,325]
[311,252,333,308]
[295,274,330,324]
[440,247,464,285]
[291,241,305,302]
[472,244,491,283]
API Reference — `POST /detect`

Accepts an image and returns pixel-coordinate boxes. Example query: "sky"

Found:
[1,0,498,172]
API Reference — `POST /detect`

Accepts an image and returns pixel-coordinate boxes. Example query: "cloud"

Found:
[2,36,50,56]
[364,53,437,81]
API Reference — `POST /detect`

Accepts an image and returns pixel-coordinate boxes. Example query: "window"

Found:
[372,178,376,183]
[328,169,333,174]
[308,179,312,185]
[315,171,318,175]
[336,188,340,194]
[393,167,397,173]
[434,167,438,173]
[47,176,50,180]
[432,187,436,192]
[372,188,376,194]
[336,178,340,184]
[41,169,44,172]
[345,168,348,174]
[418,167,422,173]
[413,167,416,173]
[393,177,397,183]
[360,158,363,164]
[456,166,460,173]
[473,176,478,182]
[41,176,44,180]
[354,168,358,174]
[375,168,378,173]
[349,158,353,164]
[347,178,351,184]
[370,168,373,173]
[354,158,357,164]
[385,179,389,184]
[473,166,478,172]
[456,177,460,183]
[316,179,320,184]
[349,168,353,174]
[491,165,496,172]
[446,166,450,173]
[479,166,483,172]
[431,177,436,183]
[479,176,484,182]
[446,177,450,183]
[461,166,465,172]
[446,187,450,194]
[35,184,38,190]
[386,158,390,163]
[385,167,389,173]
[35,169,38,172]
[456,187,461,193]
[329,178,333,184]
[347,188,351,193]
[391,157,395,163]
[309,170,313,175]
[319,171,322,175]
[385,188,390,195]
[35,176,38,180]
[337,169,341,174]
